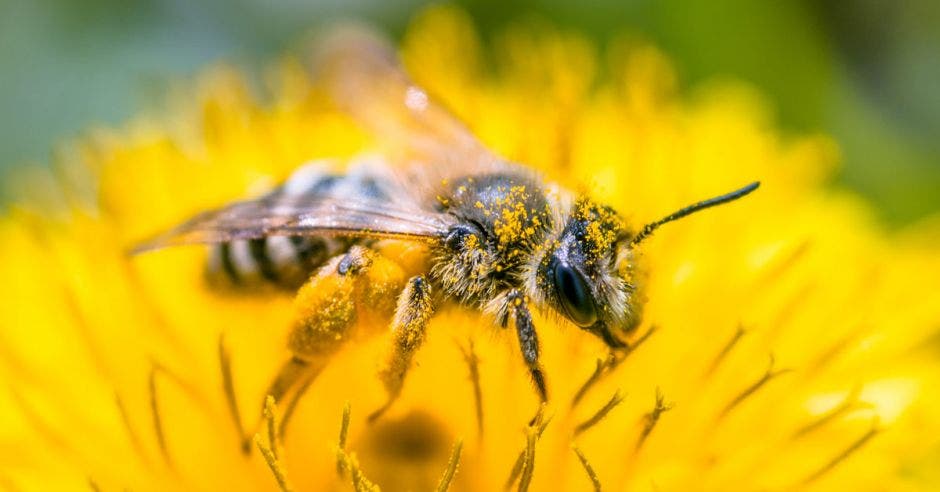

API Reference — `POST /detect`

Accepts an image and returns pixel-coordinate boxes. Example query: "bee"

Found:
[134,28,759,433]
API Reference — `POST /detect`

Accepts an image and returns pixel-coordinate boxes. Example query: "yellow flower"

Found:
[2,5,940,491]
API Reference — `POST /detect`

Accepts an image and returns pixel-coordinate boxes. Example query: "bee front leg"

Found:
[369,275,434,422]
[507,290,549,402]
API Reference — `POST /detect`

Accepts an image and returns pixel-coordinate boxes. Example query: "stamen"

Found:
[792,386,870,439]
[264,396,281,461]
[767,284,815,339]
[571,326,656,408]
[336,401,352,477]
[535,409,552,436]
[435,438,464,492]
[506,405,551,490]
[575,390,625,436]
[335,439,380,492]
[218,334,246,444]
[719,355,790,419]
[346,452,380,492]
[148,366,171,466]
[145,361,212,466]
[704,325,746,378]
[518,427,538,492]
[254,395,295,492]
[571,357,607,410]
[636,388,674,451]
[505,450,526,490]
[806,333,859,374]
[800,419,880,485]
[152,361,202,399]
[622,324,657,359]
[525,402,551,429]
[571,445,602,492]
[115,392,149,465]
[254,435,293,492]
[458,339,484,438]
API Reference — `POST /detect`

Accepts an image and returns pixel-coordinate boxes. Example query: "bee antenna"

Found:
[631,181,760,246]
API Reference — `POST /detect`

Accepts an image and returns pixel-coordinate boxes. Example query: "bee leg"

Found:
[369,275,434,422]
[242,246,405,451]
[507,290,549,402]
[289,244,406,361]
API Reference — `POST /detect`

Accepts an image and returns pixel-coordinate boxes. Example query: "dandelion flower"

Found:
[2,5,940,491]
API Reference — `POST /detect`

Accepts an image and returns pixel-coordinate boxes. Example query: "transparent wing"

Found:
[132,195,456,254]
[312,27,508,181]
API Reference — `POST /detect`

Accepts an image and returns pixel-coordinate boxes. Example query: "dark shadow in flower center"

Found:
[361,410,450,463]
[355,410,455,491]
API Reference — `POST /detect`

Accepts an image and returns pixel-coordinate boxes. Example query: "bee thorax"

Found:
[430,172,555,308]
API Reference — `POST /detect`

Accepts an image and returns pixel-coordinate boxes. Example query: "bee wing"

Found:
[313,27,507,180]
[131,194,456,254]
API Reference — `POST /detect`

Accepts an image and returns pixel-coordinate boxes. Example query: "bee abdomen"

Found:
[206,158,389,290]
[207,235,347,289]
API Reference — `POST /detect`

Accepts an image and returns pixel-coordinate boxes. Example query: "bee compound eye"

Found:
[552,260,598,327]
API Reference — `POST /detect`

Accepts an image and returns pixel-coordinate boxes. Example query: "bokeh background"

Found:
[2,0,938,224]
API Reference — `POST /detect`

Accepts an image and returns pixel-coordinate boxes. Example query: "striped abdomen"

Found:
[206,158,389,290]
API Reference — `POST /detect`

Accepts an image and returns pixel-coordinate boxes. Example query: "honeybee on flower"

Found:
[134,28,758,436]
[2,5,939,492]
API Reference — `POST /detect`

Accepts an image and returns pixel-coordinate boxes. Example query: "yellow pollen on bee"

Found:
[464,233,480,251]
[574,197,623,258]
[491,187,539,250]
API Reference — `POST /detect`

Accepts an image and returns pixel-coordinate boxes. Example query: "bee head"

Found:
[532,181,760,347]
[535,197,640,348]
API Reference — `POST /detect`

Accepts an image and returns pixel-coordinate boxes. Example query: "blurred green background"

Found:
[2,0,938,224]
